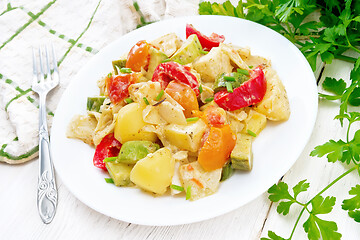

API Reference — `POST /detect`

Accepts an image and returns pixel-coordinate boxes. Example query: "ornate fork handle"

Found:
[37,93,57,224]
[33,45,59,223]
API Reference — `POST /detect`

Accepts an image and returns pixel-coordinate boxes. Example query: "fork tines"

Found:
[32,45,59,93]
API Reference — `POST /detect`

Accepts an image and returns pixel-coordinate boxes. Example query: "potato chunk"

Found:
[179,161,222,201]
[254,68,290,121]
[130,148,175,195]
[243,109,267,136]
[114,102,157,143]
[193,47,233,82]
[163,119,208,152]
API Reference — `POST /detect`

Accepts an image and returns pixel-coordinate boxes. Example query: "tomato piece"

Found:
[191,107,226,127]
[93,133,122,170]
[165,81,199,118]
[126,40,150,72]
[214,67,266,111]
[204,106,227,127]
[198,125,236,171]
[152,62,200,95]
[186,24,225,51]
[106,72,140,104]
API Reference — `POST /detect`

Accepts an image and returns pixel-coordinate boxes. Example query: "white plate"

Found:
[51,15,318,226]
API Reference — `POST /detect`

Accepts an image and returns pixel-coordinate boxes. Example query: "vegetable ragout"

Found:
[67,24,290,201]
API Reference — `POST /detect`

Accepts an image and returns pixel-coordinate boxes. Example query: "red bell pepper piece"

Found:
[214,67,267,111]
[152,62,200,95]
[186,24,225,51]
[106,72,140,104]
[93,133,122,170]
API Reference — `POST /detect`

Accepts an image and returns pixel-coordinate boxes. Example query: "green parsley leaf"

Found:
[293,179,310,198]
[268,182,294,202]
[310,139,350,163]
[349,87,360,106]
[322,77,346,96]
[334,112,360,124]
[261,231,286,240]
[314,128,360,163]
[310,195,336,215]
[348,210,360,223]
[277,201,294,215]
[303,214,341,240]
[342,185,360,211]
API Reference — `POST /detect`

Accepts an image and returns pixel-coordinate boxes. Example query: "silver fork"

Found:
[32,45,59,224]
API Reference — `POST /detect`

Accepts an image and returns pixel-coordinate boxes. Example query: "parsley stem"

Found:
[306,166,357,206]
[288,207,306,240]
[350,45,360,55]
[334,54,357,63]
[346,119,351,143]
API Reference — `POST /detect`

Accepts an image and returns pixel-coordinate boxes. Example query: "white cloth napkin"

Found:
[0,0,199,164]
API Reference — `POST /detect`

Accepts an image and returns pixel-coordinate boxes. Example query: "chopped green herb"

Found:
[186,186,191,200]
[247,129,257,137]
[224,76,236,82]
[205,97,214,103]
[120,68,132,73]
[125,98,134,104]
[170,184,184,192]
[103,157,117,163]
[105,178,114,184]
[200,50,209,54]
[161,58,171,63]
[143,97,150,105]
[213,72,248,93]
[199,84,203,94]
[237,69,249,76]
[133,1,140,11]
[107,72,112,78]
[156,90,164,101]
[186,117,199,122]
[226,82,233,93]
[249,65,253,69]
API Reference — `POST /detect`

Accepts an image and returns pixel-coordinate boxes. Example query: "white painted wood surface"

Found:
[1,0,359,238]
[1,58,359,240]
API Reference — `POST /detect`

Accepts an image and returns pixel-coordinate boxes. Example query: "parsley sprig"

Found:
[199,1,360,239]
[199,0,360,71]
[260,112,360,240]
